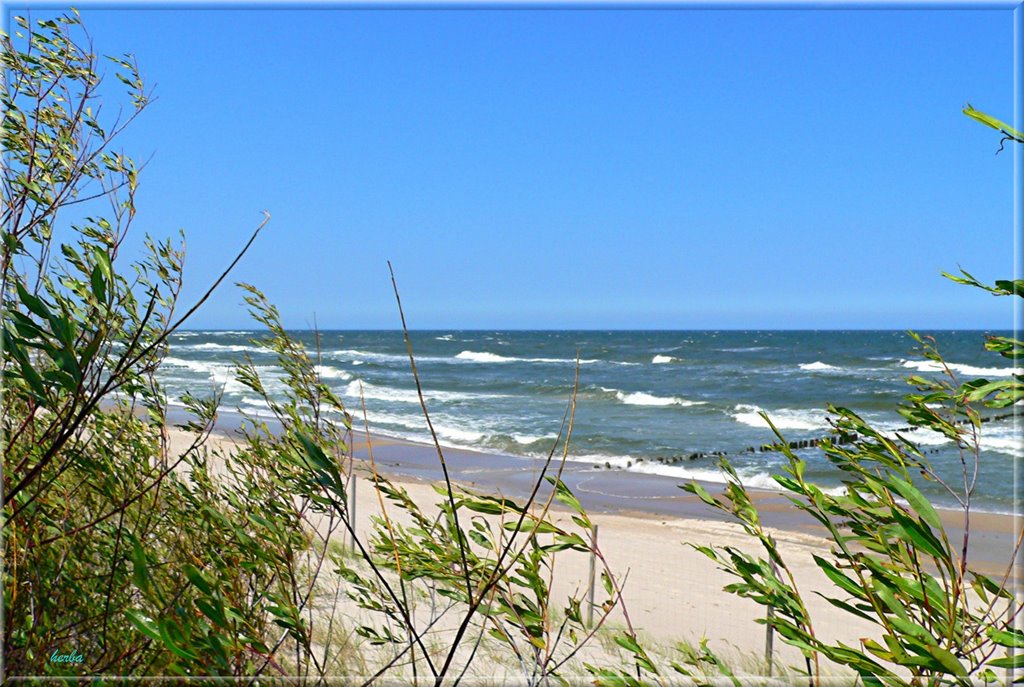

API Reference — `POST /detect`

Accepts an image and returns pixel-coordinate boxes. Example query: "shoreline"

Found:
[182,403,1019,577]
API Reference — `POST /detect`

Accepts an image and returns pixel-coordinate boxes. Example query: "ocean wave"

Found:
[182,342,265,354]
[731,404,830,431]
[510,432,559,445]
[314,365,352,380]
[899,430,952,446]
[980,435,1023,458]
[340,380,508,405]
[615,390,706,407]
[799,361,839,371]
[721,346,770,352]
[456,350,516,363]
[901,360,1022,378]
[162,357,248,395]
[571,454,844,493]
[351,410,492,448]
[652,354,679,364]
[434,425,487,443]
[161,357,293,398]
[631,462,786,490]
[353,409,427,432]
[977,424,1023,457]
[163,357,230,376]
[435,334,455,341]
[330,348,419,364]
[342,406,561,456]
[455,350,603,365]
[328,347,636,367]
[240,396,273,410]
[873,421,953,447]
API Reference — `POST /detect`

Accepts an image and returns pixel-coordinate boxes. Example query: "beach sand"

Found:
[164,416,1019,680]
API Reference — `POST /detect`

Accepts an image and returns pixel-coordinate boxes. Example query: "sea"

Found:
[159,330,1021,514]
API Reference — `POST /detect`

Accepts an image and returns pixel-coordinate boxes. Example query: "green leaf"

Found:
[90,262,107,303]
[887,475,942,530]
[991,628,1024,648]
[15,281,50,319]
[547,476,586,516]
[183,564,213,595]
[990,654,1024,670]
[681,482,720,508]
[124,610,161,642]
[963,104,1024,140]
[614,633,643,655]
[922,644,967,676]
[130,537,151,593]
[813,555,869,600]
[158,619,199,661]
[601,570,613,596]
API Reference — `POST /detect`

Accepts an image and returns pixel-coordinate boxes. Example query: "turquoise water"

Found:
[159,330,1020,512]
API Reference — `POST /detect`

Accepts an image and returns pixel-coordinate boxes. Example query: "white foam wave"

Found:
[871,419,1020,451]
[571,455,844,493]
[455,350,603,365]
[435,334,455,341]
[900,431,952,446]
[873,421,953,447]
[616,391,706,407]
[975,424,1023,457]
[980,435,1023,458]
[901,360,1022,378]
[341,380,508,404]
[355,409,428,432]
[162,357,248,395]
[633,462,785,490]
[435,425,486,443]
[511,433,559,445]
[457,350,514,363]
[731,404,830,431]
[183,342,264,354]
[799,361,839,371]
[652,354,678,364]
[314,365,352,380]
[330,348,417,364]
[240,396,273,411]
[352,409,493,448]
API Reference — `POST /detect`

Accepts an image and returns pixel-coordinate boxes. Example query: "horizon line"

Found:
[175,326,1016,332]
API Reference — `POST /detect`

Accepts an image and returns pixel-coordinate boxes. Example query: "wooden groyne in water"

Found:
[643,411,1017,468]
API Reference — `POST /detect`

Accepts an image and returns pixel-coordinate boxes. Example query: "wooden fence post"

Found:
[586,524,599,629]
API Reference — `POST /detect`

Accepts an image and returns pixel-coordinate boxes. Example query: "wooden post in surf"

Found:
[586,525,599,629]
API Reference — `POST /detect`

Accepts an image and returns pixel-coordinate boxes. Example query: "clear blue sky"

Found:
[9,5,1018,329]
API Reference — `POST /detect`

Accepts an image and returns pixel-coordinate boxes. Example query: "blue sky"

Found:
[8,6,1018,329]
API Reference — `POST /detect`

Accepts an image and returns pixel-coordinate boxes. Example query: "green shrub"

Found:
[2,14,626,682]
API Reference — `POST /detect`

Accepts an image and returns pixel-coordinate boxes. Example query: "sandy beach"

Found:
[166,409,1021,680]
